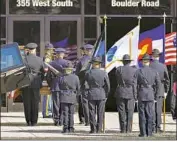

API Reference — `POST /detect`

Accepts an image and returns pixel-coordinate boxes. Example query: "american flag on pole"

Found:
[64,45,77,61]
[165,32,177,65]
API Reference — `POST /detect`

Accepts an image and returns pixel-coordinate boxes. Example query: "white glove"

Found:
[164,93,167,99]
[154,100,157,103]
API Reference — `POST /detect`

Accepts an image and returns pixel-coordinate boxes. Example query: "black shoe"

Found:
[120,130,126,133]
[26,122,31,126]
[69,127,75,133]
[85,123,89,126]
[79,121,84,124]
[138,134,147,137]
[31,123,37,126]
[156,129,163,133]
[89,130,96,134]
[62,129,69,133]
[54,122,59,126]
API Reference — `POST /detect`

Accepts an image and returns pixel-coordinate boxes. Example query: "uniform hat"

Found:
[84,44,94,50]
[90,56,102,63]
[120,54,133,61]
[64,61,74,69]
[45,42,54,49]
[139,53,152,61]
[25,43,38,49]
[55,48,66,53]
[151,49,161,56]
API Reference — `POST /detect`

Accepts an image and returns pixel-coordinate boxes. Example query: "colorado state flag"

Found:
[138,24,165,67]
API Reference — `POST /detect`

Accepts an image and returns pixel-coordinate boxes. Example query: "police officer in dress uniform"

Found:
[59,61,80,133]
[75,44,94,126]
[49,48,69,126]
[114,54,137,133]
[22,43,46,126]
[134,54,161,137]
[149,49,170,133]
[84,56,110,133]
[76,46,86,124]
[42,42,54,118]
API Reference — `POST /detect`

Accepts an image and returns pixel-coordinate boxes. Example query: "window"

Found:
[9,0,81,14]
[84,17,96,38]
[84,0,96,15]
[0,18,6,38]
[100,0,171,15]
[0,0,6,14]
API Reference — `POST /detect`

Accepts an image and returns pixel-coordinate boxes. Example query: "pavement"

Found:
[0,112,176,140]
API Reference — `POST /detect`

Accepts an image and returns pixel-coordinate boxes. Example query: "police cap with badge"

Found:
[139,53,152,61]
[55,48,66,53]
[45,42,54,50]
[25,43,38,50]
[90,56,102,64]
[120,54,133,61]
[83,44,94,50]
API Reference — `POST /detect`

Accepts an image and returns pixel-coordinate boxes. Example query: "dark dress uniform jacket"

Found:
[59,74,80,104]
[115,64,137,99]
[85,69,110,100]
[135,66,161,101]
[24,54,45,88]
[150,60,170,95]
[49,58,68,91]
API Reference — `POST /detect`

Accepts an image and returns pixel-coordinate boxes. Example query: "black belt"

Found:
[139,85,153,88]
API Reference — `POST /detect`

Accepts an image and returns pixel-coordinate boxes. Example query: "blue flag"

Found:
[93,30,105,67]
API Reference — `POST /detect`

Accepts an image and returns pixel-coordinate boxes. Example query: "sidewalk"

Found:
[0,112,176,140]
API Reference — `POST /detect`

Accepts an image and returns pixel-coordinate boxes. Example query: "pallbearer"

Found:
[42,42,54,118]
[84,56,110,133]
[149,49,170,133]
[114,54,137,133]
[135,54,161,137]
[59,61,80,133]
[75,44,94,126]
[48,48,69,126]
[22,43,46,126]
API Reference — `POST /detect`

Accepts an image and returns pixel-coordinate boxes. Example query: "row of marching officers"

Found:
[22,42,170,136]
[115,49,169,137]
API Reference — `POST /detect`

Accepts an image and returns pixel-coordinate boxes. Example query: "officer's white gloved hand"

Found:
[164,93,167,99]
[154,100,157,103]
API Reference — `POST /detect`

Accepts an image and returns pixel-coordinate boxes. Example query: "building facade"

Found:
[1,0,176,112]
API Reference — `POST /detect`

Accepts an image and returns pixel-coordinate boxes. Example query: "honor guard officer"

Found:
[75,44,94,126]
[59,62,80,133]
[76,46,86,124]
[149,49,170,133]
[42,42,54,118]
[84,56,110,133]
[135,54,161,137]
[22,43,46,126]
[114,54,137,133]
[49,48,69,126]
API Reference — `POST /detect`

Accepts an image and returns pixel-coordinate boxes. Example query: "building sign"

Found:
[100,0,171,15]
[16,0,74,7]
[112,0,160,7]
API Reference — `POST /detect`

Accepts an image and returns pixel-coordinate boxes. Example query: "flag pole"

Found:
[138,15,142,26]
[163,12,167,133]
[103,14,107,134]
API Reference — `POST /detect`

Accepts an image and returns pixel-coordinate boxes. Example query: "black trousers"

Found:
[153,96,163,131]
[61,103,75,130]
[138,101,154,136]
[78,95,84,123]
[88,100,105,132]
[22,87,40,124]
[117,98,135,133]
[52,92,62,125]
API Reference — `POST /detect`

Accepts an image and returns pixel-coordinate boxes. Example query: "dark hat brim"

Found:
[90,60,102,63]
[119,59,134,61]
[139,58,153,61]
